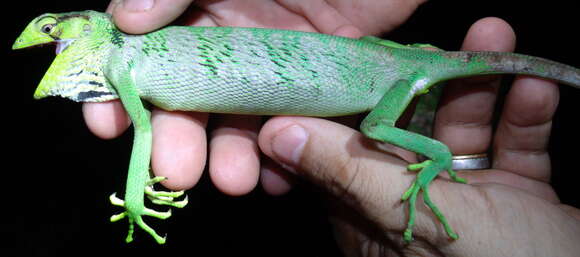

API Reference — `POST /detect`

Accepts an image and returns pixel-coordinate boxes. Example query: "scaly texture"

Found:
[13,10,580,244]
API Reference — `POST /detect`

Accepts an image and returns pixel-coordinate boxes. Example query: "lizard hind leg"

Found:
[360,79,466,242]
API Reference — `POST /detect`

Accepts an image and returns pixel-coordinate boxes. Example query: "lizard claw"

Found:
[109,192,125,206]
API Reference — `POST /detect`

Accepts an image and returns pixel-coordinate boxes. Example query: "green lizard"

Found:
[13,10,580,244]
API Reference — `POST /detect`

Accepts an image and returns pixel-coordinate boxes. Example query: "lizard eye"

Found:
[41,24,55,34]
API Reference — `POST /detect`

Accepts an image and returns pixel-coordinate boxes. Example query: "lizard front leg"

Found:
[360,79,466,242]
[105,55,188,244]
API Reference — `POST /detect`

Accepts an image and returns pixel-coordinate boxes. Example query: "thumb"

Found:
[258,116,411,219]
[107,0,194,34]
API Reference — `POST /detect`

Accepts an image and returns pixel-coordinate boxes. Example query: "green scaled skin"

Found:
[13,10,580,244]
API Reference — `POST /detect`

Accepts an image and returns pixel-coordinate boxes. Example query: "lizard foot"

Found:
[108,177,188,244]
[401,159,466,242]
[109,193,172,244]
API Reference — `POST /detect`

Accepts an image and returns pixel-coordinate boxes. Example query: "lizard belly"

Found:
[133,55,390,117]
[137,68,382,117]
[131,26,395,116]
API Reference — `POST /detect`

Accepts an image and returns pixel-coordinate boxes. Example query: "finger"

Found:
[260,157,294,196]
[434,17,516,154]
[276,0,423,35]
[492,76,558,182]
[258,115,360,196]
[331,24,363,39]
[258,117,412,224]
[208,115,261,196]
[151,109,208,190]
[106,1,118,13]
[82,101,131,139]
[109,0,194,34]
[198,1,313,31]
[275,0,358,34]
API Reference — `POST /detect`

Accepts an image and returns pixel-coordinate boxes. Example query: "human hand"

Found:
[258,18,580,256]
[84,0,425,194]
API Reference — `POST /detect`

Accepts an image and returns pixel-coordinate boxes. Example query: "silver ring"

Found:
[452,153,490,170]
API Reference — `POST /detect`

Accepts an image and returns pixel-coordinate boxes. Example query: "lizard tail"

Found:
[441,51,580,88]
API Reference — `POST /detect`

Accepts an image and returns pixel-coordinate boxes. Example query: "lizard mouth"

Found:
[55,39,74,55]
[12,38,74,55]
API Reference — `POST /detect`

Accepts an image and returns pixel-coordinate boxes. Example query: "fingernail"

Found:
[123,0,154,12]
[271,125,308,170]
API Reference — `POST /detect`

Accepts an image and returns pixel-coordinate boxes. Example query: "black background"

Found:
[1,1,578,256]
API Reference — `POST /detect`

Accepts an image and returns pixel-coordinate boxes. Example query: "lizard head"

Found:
[13,11,118,102]
[12,12,95,54]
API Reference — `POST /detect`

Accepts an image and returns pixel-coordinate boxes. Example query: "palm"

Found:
[327,167,579,256]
